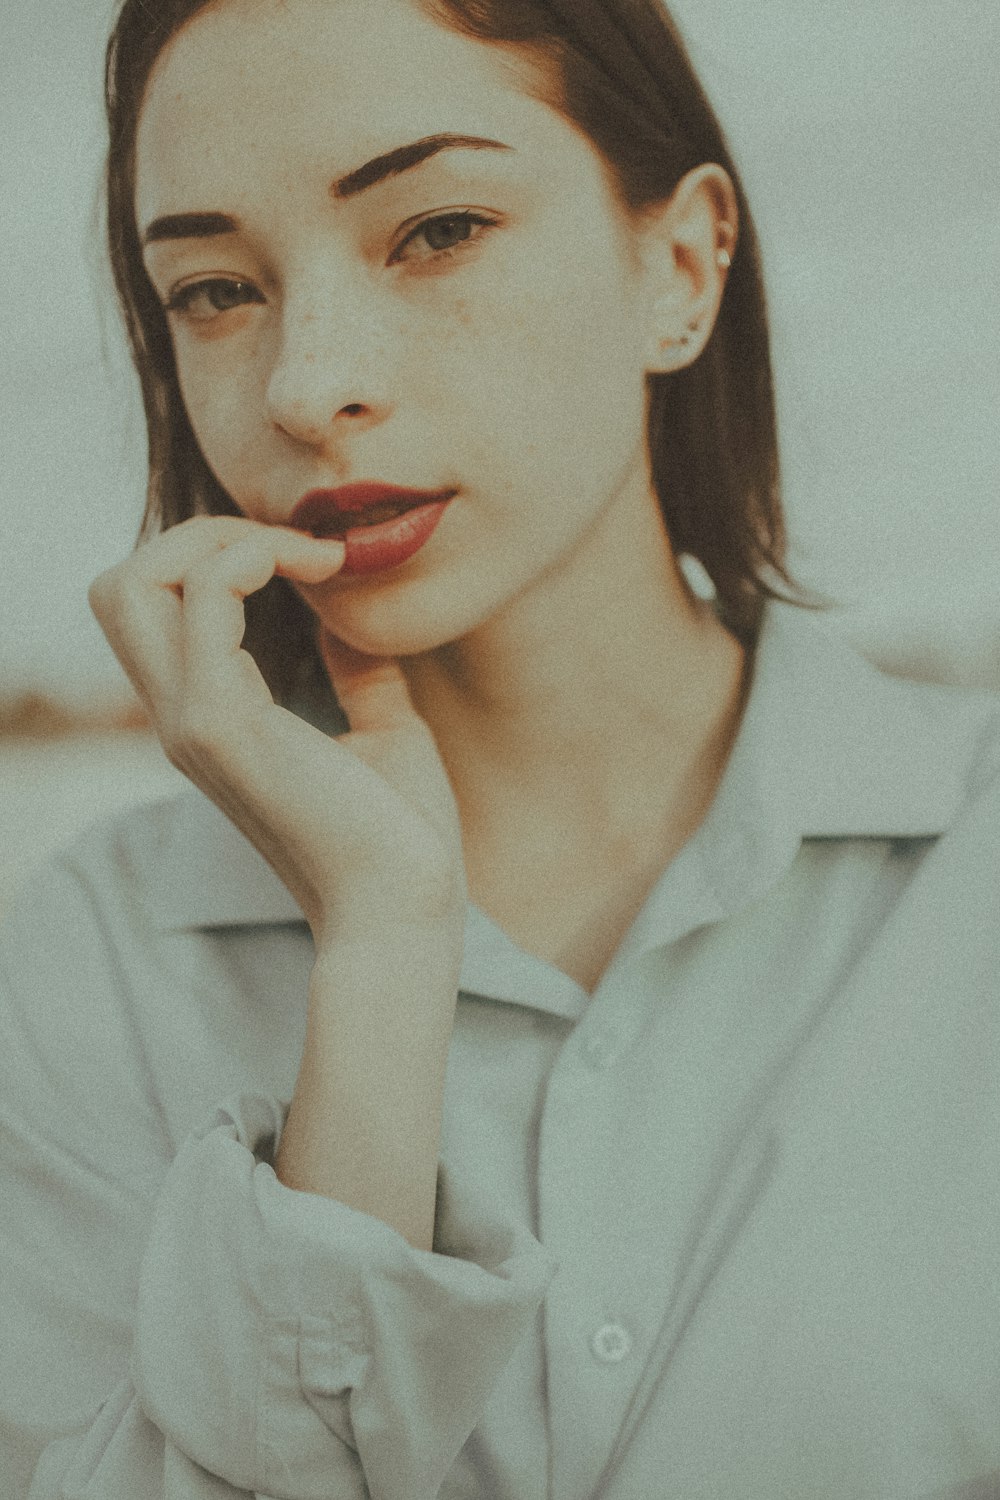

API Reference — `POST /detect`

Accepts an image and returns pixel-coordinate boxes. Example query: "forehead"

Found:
[135,0,561,218]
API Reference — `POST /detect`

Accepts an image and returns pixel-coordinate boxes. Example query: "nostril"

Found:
[341,403,366,416]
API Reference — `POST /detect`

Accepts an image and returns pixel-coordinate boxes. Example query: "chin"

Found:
[347,572,522,660]
[310,586,476,661]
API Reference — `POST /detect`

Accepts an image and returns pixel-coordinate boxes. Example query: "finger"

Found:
[89,518,340,714]
[122,515,277,587]
[88,518,270,700]
[88,563,185,712]
[317,627,420,735]
[180,530,344,704]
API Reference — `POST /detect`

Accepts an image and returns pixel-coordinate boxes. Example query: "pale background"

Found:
[1,0,998,904]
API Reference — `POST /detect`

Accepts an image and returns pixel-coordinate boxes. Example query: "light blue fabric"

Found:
[1,600,999,1499]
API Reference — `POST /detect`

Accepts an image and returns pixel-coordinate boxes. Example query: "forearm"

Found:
[274,928,463,1252]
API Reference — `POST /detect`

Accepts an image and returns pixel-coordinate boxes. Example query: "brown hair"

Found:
[105,0,822,716]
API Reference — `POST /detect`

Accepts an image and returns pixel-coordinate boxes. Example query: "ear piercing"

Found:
[660,224,735,352]
[662,320,699,352]
[678,311,706,348]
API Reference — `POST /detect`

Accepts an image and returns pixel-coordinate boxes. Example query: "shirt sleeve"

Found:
[0,847,557,1500]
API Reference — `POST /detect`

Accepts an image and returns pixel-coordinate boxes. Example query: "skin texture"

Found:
[132,0,747,975]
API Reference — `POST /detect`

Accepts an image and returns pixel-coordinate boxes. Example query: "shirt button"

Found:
[590,1322,632,1364]
[581,1030,620,1070]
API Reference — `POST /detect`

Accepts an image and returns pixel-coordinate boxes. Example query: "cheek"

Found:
[447,268,646,488]
[426,305,645,579]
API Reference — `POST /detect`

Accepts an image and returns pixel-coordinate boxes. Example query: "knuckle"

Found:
[187,535,245,580]
[112,584,152,640]
[88,555,153,618]
[87,567,122,618]
[196,539,271,596]
[182,514,250,542]
[176,514,221,534]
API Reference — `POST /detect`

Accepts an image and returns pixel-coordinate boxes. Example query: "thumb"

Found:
[317,626,420,735]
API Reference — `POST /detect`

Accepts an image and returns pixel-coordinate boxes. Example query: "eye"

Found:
[390,211,500,266]
[164,278,265,322]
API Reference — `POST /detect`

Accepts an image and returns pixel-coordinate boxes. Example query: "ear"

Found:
[639,163,739,373]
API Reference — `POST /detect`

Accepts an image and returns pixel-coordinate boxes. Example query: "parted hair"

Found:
[105,0,818,716]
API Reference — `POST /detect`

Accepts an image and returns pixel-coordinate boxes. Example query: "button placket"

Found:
[580,1028,621,1070]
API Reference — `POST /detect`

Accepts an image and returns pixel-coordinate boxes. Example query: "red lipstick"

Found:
[289,484,456,576]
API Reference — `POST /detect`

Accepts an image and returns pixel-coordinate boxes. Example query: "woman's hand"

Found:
[88,516,467,950]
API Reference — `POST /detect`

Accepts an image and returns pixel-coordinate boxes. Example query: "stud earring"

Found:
[717,221,735,270]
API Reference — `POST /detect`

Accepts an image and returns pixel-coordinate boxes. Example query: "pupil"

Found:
[425,216,470,252]
[209,281,247,311]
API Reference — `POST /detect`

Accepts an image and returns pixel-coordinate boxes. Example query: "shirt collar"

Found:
[735,598,998,838]
[151,600,999,943]
[606,599,1000,971]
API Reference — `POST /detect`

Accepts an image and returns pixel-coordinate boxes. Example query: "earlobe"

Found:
[649,295,712,374]
[649,294,690,371]
[649,321,702,374]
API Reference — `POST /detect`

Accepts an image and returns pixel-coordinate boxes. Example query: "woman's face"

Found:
[136,0,673,656]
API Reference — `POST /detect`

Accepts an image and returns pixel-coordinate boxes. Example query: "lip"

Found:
[289,484,457,577]
[290,483,456,528]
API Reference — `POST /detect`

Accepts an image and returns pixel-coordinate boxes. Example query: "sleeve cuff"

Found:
[133,1093,558,1500]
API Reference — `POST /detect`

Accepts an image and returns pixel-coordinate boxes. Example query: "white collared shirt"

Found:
[2,600,999,1500]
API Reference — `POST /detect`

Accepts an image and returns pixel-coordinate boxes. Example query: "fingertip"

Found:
[289,531,346,558]
[277,528,345,560]
[277,531,344,549]
[311,537,347,571]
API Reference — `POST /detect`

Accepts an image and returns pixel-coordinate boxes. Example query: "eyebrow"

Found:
[330,133,513,199]
[142,211,240,246]
[141,134,513,246]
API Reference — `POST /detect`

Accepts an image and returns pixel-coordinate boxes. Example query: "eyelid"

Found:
[162,275,265,317]
[159,205,502,290]
[160,206,505,321]
[388,206,504,260]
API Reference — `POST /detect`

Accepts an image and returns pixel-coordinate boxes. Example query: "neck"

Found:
[402,482,750,860]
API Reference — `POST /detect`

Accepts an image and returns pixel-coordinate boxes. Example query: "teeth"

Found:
[349,502,413,528]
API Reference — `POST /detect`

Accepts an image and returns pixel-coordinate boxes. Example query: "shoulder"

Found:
[0,790,302,1154]
[753,602,1000,839]
[0,790,300,1096]
[0,794,190,1051]
[1,785,302,961]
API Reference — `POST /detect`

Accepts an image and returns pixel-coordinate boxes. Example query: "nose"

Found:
[265,284,394,447]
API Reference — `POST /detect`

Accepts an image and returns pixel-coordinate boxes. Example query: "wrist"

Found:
[311,920,465,998]
[310,881,466,956]
[281,922,463,1250]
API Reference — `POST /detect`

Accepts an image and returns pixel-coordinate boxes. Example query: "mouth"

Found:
[291,483,453,531]
[290,484,457,576]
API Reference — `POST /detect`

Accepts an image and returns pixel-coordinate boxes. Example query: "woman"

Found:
[2,0,998,1495]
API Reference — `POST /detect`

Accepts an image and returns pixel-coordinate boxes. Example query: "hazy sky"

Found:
[2,0,997,704]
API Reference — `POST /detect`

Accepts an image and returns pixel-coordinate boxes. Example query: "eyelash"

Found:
[162,210,500,321]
